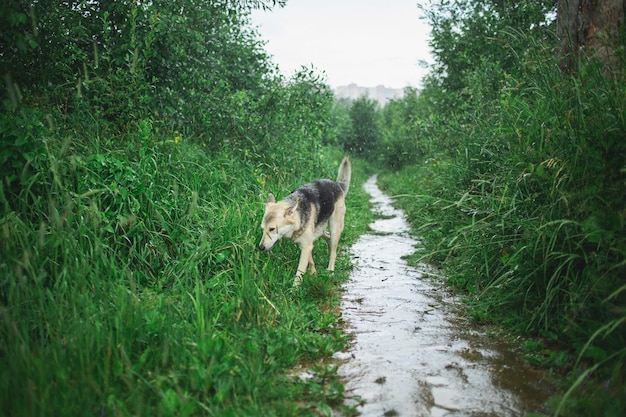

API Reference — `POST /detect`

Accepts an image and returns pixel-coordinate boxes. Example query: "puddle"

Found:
[335,175,555,417]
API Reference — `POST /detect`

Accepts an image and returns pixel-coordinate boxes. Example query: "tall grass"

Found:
[0,115,372,416]
[378,35,625,415]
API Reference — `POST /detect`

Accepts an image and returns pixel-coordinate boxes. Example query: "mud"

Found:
[335,175,554,417]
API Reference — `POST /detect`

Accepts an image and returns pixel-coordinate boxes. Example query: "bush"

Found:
[0,1,363,415]
[377,23,625,417]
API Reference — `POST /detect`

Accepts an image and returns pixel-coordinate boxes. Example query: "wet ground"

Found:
[334,175,555,417]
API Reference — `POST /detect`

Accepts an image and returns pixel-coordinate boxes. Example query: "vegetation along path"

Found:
[335,175,555,416]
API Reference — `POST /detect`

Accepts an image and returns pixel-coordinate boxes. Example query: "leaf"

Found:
[160,389,180,416]
[215,250,230,263]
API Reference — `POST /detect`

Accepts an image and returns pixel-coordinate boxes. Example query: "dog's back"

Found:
[284,179,343,230]
[285,157,351,229]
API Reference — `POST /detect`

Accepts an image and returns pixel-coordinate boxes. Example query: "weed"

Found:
[376,35,626,417]
[0,130,372,416]
[1,2,371,414]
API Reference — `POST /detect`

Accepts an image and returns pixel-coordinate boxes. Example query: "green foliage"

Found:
[0,107,49,208]
[376,2,625,415]
[1,0,284,135]
[340,96,381,161]
[379,87,424,169]
[0,130,371,415]
[222,66,335,172]
[0,1,368,415]
[422,0,556,103]
[326,98,353,147]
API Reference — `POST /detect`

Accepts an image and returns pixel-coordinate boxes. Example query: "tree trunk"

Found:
[557,0,625,71]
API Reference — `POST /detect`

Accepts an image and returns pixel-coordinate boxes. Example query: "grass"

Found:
[375,50,626,416]
[0,127,374,416]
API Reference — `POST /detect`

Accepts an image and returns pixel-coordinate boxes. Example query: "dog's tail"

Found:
[336,157,351,195]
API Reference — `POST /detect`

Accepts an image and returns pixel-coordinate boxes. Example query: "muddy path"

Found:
[335,175,555,417]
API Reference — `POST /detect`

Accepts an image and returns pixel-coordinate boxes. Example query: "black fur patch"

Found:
[286,179,342,228]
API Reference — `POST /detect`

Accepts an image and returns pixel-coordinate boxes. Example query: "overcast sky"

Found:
[249,0,433,89]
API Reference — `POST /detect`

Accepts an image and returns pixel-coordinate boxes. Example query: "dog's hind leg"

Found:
[322,231,335,269]
[327,203,346,271]
[326,235,339,271]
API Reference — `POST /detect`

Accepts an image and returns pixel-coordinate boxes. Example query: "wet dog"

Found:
[259,157,351,285]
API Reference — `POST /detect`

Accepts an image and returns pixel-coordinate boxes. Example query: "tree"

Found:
[344,96,380,161]
[379,88,424,169]
[327,97,353,147]
[421,0,556,104]
[0,0,285,135]
[557,0,625,71]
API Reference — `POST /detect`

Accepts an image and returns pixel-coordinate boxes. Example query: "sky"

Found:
[249,0,433,89]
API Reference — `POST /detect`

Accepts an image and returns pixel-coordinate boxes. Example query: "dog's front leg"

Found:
[294,242,314,286]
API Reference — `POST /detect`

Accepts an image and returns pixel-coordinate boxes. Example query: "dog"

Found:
[259,157,351,286]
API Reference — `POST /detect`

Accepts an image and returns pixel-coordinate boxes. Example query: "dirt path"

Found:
[335,175,554,417]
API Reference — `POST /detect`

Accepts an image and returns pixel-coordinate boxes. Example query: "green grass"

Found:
[0,131,373,416]
[376,52,626,416]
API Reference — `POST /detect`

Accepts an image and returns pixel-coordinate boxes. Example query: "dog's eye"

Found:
[269,227,276,232]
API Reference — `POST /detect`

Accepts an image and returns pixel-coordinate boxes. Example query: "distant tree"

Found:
[379,88,424,169]
[345,96,380,161]
[557,0,625,71]
[327,98,353,147]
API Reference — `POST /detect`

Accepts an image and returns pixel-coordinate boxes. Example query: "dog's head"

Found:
[259,193,299,251]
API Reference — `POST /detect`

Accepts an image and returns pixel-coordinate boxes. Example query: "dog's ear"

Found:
[285,199,299,217]
[266,193,275,204]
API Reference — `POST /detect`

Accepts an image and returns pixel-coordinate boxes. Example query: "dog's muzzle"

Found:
[259,230,276,251]
[259,238,273,251]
